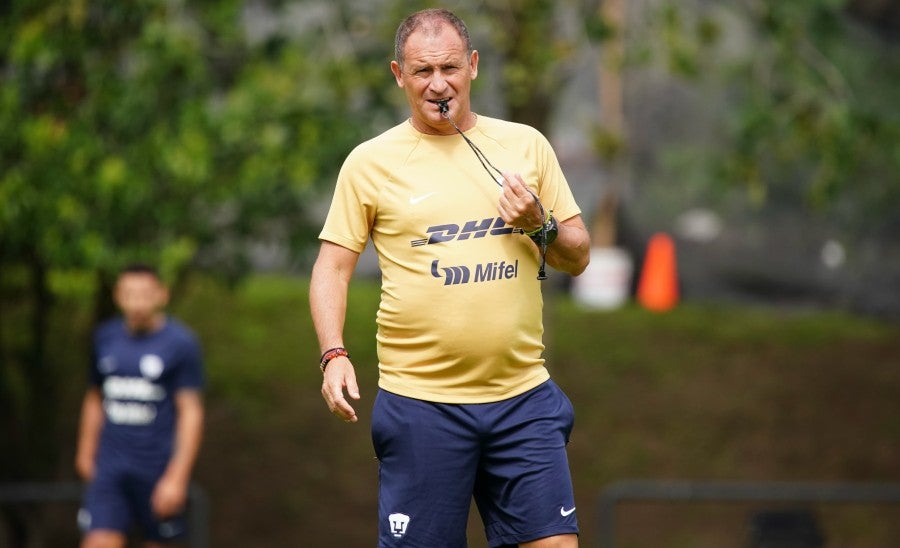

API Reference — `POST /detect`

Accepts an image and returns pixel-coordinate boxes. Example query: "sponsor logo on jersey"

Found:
[102,376,165,425]
[103,376,166,401]
[104,400,157,425]
[431,259,519,285]
[411,217,519,247]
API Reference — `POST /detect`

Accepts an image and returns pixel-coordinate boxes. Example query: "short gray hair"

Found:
[394,8,473,68]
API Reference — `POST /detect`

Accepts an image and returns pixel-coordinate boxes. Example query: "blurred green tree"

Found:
[0,0,391,483]
[638,0,900,228]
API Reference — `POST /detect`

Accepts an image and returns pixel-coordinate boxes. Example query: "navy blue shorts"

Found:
[78,461,187,542]
[371,379,578,547]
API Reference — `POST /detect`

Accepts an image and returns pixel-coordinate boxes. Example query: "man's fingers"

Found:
[500,171,527,195]
[345,375,360,401]
[325,391,356,422]
[322,368,360,423]
[497,171,543,229]
[332,396,358,422]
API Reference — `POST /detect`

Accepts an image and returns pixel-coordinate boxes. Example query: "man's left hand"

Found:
[151,474,188,519]
[498,171,543,231]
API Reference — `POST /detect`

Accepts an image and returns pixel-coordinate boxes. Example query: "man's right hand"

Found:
[321,356,360,423]
[75,453,95,482]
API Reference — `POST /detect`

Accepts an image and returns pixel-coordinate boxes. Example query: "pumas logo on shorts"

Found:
[388,512,410,538]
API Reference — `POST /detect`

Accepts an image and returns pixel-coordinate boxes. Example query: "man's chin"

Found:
[126,315,156,332]
[412,116,454,135]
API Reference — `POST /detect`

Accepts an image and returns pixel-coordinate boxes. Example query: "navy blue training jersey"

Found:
[90,317,204,469]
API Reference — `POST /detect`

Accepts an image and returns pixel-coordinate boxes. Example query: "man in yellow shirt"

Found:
[310,8,590,547]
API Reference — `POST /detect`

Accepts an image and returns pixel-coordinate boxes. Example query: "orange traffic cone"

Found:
[637,232,679,312]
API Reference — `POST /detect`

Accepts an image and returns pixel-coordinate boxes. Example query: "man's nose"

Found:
[428,70,448,93]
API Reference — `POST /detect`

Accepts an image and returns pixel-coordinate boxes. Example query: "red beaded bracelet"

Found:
[319,347,349,372]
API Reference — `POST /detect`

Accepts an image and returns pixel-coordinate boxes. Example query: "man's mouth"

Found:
[430,98,451,114]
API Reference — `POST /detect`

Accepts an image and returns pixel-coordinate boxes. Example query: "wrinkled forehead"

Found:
[402,25,470,65]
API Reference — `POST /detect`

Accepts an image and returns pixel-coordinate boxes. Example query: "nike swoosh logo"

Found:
[560,506,576,517]
[158,521,183,538]
[409,192,437,205]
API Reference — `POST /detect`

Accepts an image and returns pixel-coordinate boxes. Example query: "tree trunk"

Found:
[25,255,57,479]
[593,0,626,247]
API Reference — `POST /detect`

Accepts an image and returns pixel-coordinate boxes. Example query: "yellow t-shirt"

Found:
[319,115,581,403]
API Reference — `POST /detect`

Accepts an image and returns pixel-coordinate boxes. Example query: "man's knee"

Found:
[520,533,579,548]
[81,529,127,548]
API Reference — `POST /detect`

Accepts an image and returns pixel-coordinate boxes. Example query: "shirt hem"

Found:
[376,369,550,404]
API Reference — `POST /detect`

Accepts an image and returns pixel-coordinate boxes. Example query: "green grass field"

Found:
[44,274,900,546]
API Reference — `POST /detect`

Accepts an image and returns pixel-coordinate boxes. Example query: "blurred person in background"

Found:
[75,264,205,548]
[310,8,589,547]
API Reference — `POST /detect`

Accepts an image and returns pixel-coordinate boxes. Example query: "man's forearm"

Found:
[165,391,204,483]
[75,389,104,479]
[546,217,591,276]
[310,243,358,351]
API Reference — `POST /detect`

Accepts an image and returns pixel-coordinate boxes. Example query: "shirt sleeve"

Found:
[173,331,205,391]
[318,144,379,253]
[88,323,112,388]
[88,343,103,387]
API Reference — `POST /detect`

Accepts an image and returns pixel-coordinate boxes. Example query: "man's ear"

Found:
[390,61,405,88]
[159,286,171,309]
[112,285,124,310]
[469,50,479,80]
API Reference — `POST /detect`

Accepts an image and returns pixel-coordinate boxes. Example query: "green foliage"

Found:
[643,0,900,227]
[0,0,606,281]
[0,0,389,283]
[0,0,394,483]
[479,0,601,129]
